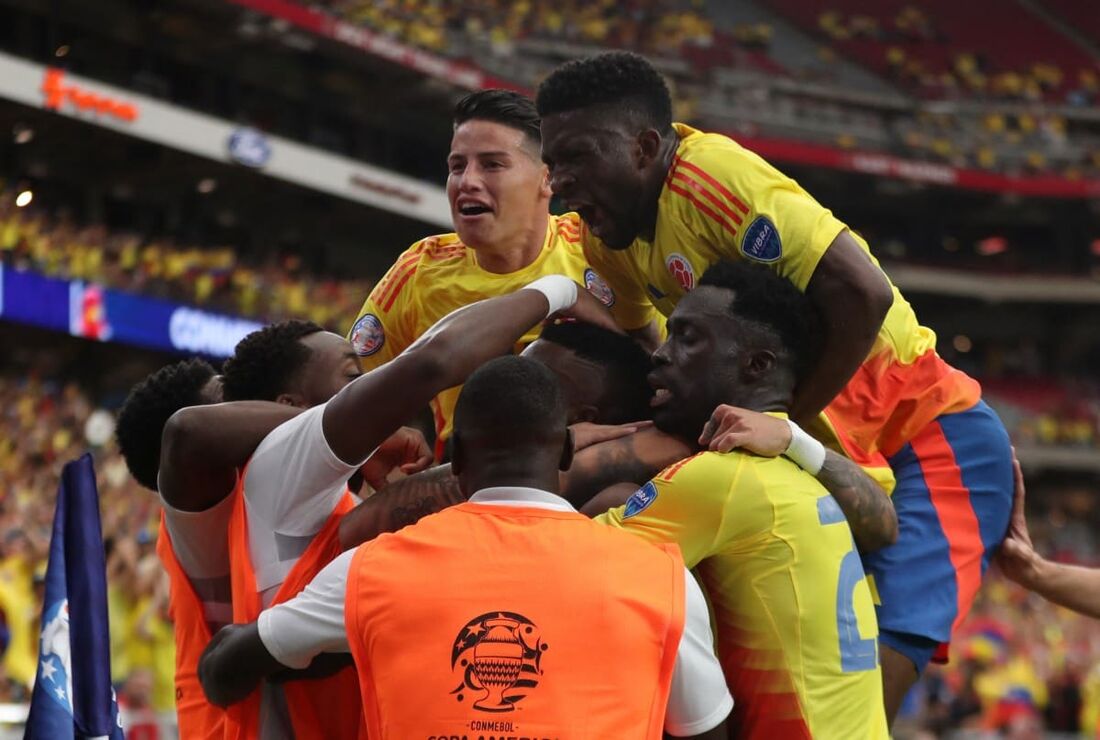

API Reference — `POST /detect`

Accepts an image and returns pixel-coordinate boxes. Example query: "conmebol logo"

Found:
[169,307,262,358]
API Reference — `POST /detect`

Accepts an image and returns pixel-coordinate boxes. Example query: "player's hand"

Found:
[360,426,433,491]
[997,453,1044,587]
[699,404,791,456]
[554,285,625,335]
[570,421,651,453]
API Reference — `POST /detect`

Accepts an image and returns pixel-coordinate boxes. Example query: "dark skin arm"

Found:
[338,464,463,549]
[793,231,894,425]
[816,449,897,552]
[159,402,302,511]
[561,426,692,509]
[700,405,897,551]
[323,284,619,466]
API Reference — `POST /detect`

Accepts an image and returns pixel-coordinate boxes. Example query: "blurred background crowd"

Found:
[0,0,1097,736]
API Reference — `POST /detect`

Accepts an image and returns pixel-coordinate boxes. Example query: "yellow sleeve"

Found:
[347,248,420,370]
[679,143,849,291]
[596,453,743,568]
[581,229,662,330]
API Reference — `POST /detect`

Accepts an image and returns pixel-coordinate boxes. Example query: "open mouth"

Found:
[650,388,672,408]
[457,202,493,217]
[570,203,608,239]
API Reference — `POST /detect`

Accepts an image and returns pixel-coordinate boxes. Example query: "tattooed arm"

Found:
[561,427,694,510]
[700,404,897,553]
[817,450,898,552]
[338,465,463,549]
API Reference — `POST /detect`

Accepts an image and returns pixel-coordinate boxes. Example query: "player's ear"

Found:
[743,349,776,383]
[275,392,305,408]
[559,428,575,472]
[539,164,552,199]
[635,129,663,170]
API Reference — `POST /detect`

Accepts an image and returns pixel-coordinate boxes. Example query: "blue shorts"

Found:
[862,400,1013,667]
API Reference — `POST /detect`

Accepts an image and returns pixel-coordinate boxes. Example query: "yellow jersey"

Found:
[349,213,658,444]
[598,443,888,739]
[583,123,981,490]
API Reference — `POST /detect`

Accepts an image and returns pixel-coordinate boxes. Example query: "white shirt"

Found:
[239,402,373,740]
[159,477,235,631]
[258,486,733,737]
[242,404,367,607]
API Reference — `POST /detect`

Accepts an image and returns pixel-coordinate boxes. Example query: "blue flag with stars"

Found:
[25,454,124,739]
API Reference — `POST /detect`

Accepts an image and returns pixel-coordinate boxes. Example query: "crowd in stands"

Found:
[323,0,717,60]
[0,371,175,734]
[800,2,1100,105]
[304,0,1100,180]
[0,187,372,333]
[0,363,1097,735]
[984,379,1100,452]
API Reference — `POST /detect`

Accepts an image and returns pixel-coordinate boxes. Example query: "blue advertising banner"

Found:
[0,265,263,357]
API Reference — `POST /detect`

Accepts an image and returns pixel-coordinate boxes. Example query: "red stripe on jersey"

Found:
[674,156,750,215]
[382,267,417,312]
[910,424,985,638]
[669,170,745,227]
[557,218,580,235]
[666,182,740,239]
[375,254,420,308]
[658,452,704,482]
[426,246,465,261]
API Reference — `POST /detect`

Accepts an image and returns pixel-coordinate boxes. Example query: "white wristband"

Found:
[784,419,826,476]
[522,275,578,318]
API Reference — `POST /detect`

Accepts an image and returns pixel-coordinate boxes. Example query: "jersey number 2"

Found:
[818,497,878,672]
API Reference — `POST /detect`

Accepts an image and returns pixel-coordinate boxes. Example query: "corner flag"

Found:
[25,454,124,739]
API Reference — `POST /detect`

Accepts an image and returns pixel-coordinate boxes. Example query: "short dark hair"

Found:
[538,321,654,423]
[116,359,217,491]
[454,356,566,446]
[221,320,323,402]
[454,89,541,147]
[536,51,673,132]
[697,261,822,384]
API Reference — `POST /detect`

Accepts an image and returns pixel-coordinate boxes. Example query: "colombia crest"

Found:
[450,611,547,713]
[665,252,695,292]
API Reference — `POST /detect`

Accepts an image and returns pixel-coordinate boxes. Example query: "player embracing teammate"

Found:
[535,50,1014,727]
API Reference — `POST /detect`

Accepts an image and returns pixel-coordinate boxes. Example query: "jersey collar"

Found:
[469,487,576,512]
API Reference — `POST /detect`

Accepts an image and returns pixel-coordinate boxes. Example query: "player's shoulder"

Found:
[400,232,469,268]
[672,123,778,190]
[652,450,743,492]
[375,233,468,300]
[549,212,584,248]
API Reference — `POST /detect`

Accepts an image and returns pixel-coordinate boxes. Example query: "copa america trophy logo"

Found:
[451,611,547,713]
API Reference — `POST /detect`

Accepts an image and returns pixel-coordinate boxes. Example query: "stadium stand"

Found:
[0,186,372,331]
[765,0,1098,102]
[0,367,176,736]
[1037,0,1100,50]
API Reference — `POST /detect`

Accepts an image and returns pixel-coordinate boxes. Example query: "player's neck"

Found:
[465,472,562,497]
[474,212,549,274]
[638,137,679,242]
